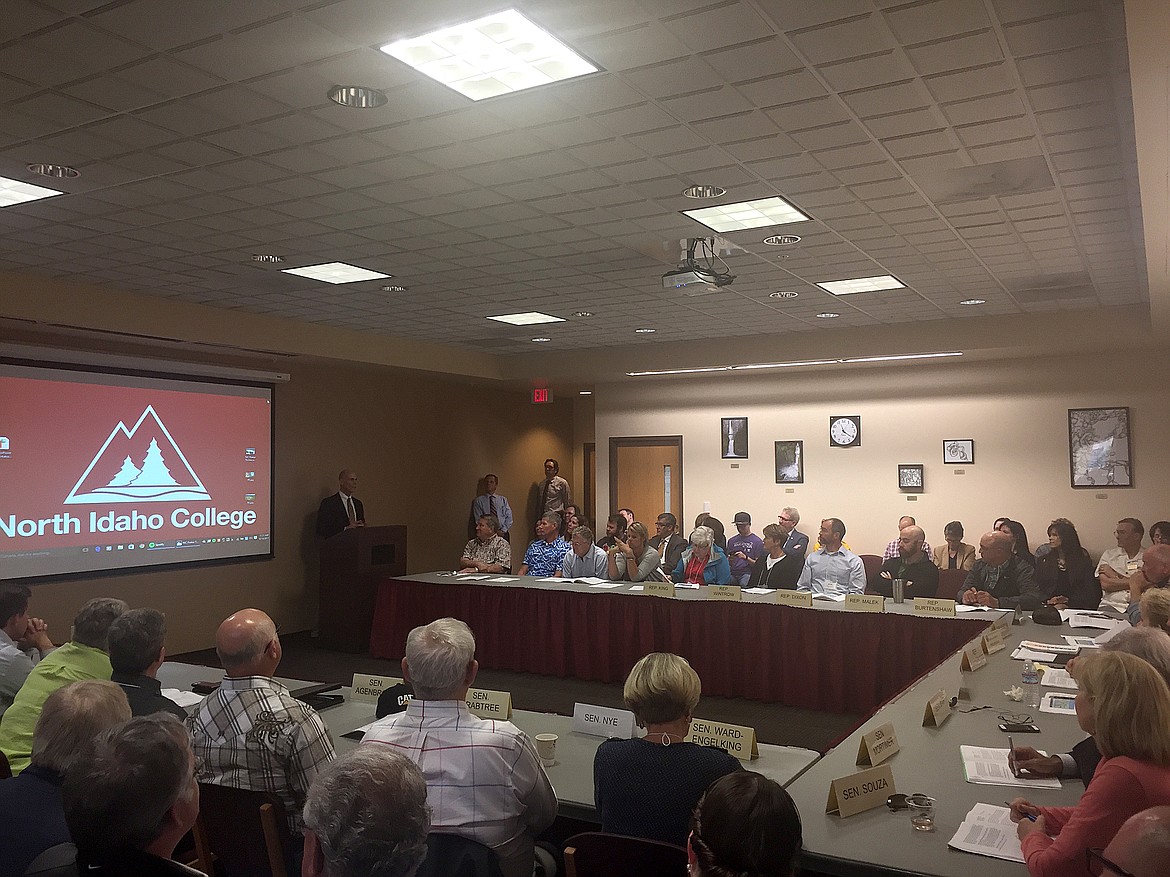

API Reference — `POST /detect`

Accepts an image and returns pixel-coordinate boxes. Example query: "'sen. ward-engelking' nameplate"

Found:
[774,590,813,608]
[856,722,900,766]
[644,580,675,598]
[960,641,988,671]
[571,703,636,739]
[922,688,952,727]
[845,593,884,612]
[465,687,512,719]
[351,673,403,703]
[914,597,956,617]
[826,764,896,817]
[706,584,741,601]
[687,717,759,761]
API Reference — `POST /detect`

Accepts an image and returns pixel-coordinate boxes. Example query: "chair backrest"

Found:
[0,749,11,780]
[937,569,967,601]
[196,783,292,877]
[564,832,687,877]
[22,843,77,877]
[860,554,884,591]
[415,833,504,877]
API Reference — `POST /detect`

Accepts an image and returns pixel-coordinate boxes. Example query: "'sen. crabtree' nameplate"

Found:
[644,580,675,598]
[351,673,403,703]
[922,688,953,727]
[914,597,956,617]
[687,717,759,761]
[826,764,896,817]
[856,722,901,767]
[961,642,988,671]
[571,703,636,739]
[774,590,813,608]
[845,594,884,612]
[466,687,512,719]
[706,585,741,601]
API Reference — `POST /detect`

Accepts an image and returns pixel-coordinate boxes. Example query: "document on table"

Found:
[162,688,205,708]
[487,577,515,583]
[628,585,644,591]
[743,587,775,594]
[457,574,491,580]
[1063,635,1099,649]
[1064,610,1124,629]
[1095,623,1130,644]
[948,803,1025,863]
[589,581,624,589]
[1039,666,1077,689]
[1012,646,1058,662]
[1020,640,1079,654]
[960,746,1062,789]
[956,605,1011,614]
[812,593,847,602]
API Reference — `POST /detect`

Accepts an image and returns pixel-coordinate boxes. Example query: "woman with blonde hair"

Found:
[1012,650,1170,876]
[1140,589,1170,634]
[605,522,667,582]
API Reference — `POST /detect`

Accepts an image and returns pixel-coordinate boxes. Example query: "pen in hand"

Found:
[1005,801,1037,822]
[1007,736,1021,777]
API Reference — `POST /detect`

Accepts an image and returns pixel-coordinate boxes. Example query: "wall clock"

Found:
[829,415,861,448]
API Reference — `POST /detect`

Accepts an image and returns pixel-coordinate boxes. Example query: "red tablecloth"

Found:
[369,577,987,715]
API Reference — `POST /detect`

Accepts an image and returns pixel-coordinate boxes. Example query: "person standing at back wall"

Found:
[471,474,513,541]
[316,469,365,539]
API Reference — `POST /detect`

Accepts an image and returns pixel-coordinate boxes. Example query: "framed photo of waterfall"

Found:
[721,417,747,460]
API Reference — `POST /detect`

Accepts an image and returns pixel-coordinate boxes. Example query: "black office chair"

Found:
[22,843,78,877]
[563,832,685,877]
[195,783,294,877]
[415,833,505,877]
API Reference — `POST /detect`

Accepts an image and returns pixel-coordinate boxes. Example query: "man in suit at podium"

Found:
[316,469,365,539]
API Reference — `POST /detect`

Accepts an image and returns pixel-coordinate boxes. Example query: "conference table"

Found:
[369,572,992,715]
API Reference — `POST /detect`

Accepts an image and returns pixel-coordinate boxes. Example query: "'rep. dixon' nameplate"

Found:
[855,722,900,767]
[922,688,952,727]
[914,597,956,617]
[845,594,884,613]
[687,717,759,761]
[465,687,512,719]
[572,703,636,739]
[706,584,741,601]
[982,628,1006,654]
[826,764,896,817]
[960,641,988,671]
[351,673,403,703]
[774,590,813,608]
[644,580,675,598]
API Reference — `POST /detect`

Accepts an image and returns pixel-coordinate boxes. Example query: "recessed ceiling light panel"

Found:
[0,175,64,208]
[769,291,799,299]
[26,163,79,179]
[762,234,801,245]
[817,275,905,295]
[281,262,390,284]
[487,311,565,326]
[328,85,388,108]
[380,10,597,101]
[634,327,656,334]
[959,298,987,305]
[682,196,810,233]
[682,185,726,199]
[816,312,840,319]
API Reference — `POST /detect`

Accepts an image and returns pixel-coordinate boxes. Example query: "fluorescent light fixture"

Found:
[959,298,986,305]
[627,352,962,377]
[815,312,840,319]
[634,327,656,334]
[487,311,565,326]
[380,9,597,101]
[817,274,905,295]
[281,262,390,284]
[682,196,810,233]
[0,175,64,208]
[843,352,962,364]
[531,337,552,343]
[578,390,592,395]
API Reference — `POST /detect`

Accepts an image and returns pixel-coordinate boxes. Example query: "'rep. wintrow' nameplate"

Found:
[687,717,759,761]
[922,688,952,727]
[644,580,675,598]
[960,641,987,671]
[982,628,1006,654]
[914,597,956,617]
[351,673,404,702]
[465,687,512,719]
[572,703,636,738]
[856,722,900,766]
[706,584,741,601]
[826,764,896,817]
[845,593,884,612]
[774,590,813,608]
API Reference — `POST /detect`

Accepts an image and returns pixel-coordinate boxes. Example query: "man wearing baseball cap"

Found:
[727,512,764,587]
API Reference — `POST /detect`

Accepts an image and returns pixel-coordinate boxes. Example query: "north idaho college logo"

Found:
[64,406,212,504]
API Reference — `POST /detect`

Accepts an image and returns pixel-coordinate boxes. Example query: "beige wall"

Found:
[593,350,1169,561]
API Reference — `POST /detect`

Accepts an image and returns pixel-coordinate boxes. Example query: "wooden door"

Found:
[609,437,682,526]
[583,443,596,526]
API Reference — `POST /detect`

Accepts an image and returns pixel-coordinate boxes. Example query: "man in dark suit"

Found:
[316,469,365,539]
[649,513,687,573]
[777,506,809,564]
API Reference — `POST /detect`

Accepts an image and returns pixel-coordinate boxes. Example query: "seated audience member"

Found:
[1034,518,1073,559]
[689,771,802,877]
[694,513,727,552]
[618,508,635,528]
[596,514,627,551]
[672,527,732,586]
[650,513,687,573]
[593,653,739,846]
[518,513,570,577]
[188,608,336,837]
[607,522,667,583]
[471,474,513,540]
[747,524,804,591]
[1098,517,1146,612]
[0,596,127,775]
[1124,544,1170,625]
[1013,626,1170,787]
[1011,651,1170,877]
[108,608,187,720]
[882,516,931,561]
[960,531,1041,610]
[1034,520,1099,609]
[874,525,939,599]
[64,713,200,876]
[459,514,511,574]
[992,516,1011,531]
[998,519,1036,567]
[0,584,55,718]
[775,507,809,564]
[558,525,609,579]
[727,512,764,587]
[302,748,430,877]
[932,521,976,571]
[1140,589,1170,634]
[796,519,865,597]
[362,618,554,877]
[564,511,582,541]
[0,680,131,877]
[1099,806,1170,877]
[1151,521,1170,545]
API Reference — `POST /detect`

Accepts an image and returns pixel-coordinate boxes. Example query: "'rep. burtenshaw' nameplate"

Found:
[856,722,901,767]
[465,687,512,719]
[687,717,759,761]
[914,597,956,617]
[826,764,896,817]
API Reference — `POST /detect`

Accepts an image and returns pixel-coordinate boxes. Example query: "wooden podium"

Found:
[318,525,406,653]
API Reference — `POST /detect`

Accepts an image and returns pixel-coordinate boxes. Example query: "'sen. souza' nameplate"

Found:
[571,703,636,739]
[856,722,900,766]
[644,580,675,598]
[688,717,759,761]
[914,597,956,617]
[826,764,896,817]
[922,688,952,727]
[775,590,813,608]
[465,687,512,719]
[351,673,404,703]
[960,641,988,671]
[982,629,1006,654]
[706,584,741,601]
[845,594,884,612]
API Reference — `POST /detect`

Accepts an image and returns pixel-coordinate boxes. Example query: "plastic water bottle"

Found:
[1021,660,1041,709]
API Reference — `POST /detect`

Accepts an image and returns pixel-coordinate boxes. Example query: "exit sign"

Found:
[532,388,553,404]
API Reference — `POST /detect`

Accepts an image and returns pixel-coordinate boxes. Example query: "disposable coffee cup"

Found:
[892,579,905,604]
[535,733,558,767]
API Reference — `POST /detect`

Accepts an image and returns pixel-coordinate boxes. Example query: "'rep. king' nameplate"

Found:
[826,764,896,817]
[644,580,675,598]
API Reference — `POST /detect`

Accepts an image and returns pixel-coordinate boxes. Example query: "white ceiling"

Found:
[0,0,1152,357]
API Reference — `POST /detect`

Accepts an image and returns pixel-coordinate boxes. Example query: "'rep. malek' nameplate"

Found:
[687,717,759,761]
[571,703,636,739]
[845,593,884,613]
[351,673,404,703]
[465,687,512,719]
[826,763,896,817]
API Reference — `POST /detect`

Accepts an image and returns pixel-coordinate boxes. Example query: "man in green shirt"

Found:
[0,596,128,774]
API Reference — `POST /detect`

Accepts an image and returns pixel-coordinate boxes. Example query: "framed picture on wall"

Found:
[774,440,804,483]
[1069,407,1132,488]
[721,417,748,459]
[898,464,924,492]
[942,439,974,464]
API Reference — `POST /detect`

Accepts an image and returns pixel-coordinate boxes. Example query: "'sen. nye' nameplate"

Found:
[688,717,759,761]
[826,764,896,817]
[856,722,900,767]
[351,673,404,703]
[774,590,813,608]
[571,703,636,739]
[706,584,741,601]
[465,687,512,719]
[961,641,988,671]
[914,597,956,617]
[644,580,675,598]
[845,594,884,613]
[982,629,1006,654]
[922,688,952,727]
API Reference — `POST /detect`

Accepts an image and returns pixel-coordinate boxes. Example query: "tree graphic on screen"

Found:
[133,438,179,486]
[108,456,142,486]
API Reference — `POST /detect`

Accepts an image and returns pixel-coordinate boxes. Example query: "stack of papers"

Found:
[162,689,205,708]
[813,593,847,602]
[744,587,775,594]
[948,804,1025,863]
[1039,666,1077,689]
[1063,610,1123,629]
[960,746,1062,789]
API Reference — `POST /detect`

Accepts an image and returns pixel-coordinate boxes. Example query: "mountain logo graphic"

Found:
[64,406,212,505]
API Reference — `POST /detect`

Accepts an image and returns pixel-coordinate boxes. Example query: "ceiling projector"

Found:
[661,238,736,289]
[662,268,711,289]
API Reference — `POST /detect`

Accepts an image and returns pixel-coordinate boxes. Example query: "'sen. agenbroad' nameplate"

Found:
[571,703,636,739]
[826,763,896,817]
[644,580,675,598]
[982,629,1006,654]
[922,688,952,727]
[466,687,512,719]
[774,590,813,608]
[914,597,956,617]
[688,717,759,761]
[706,584,741,601]
[856,722,900,767]
[845,594,884,613]
[961,641,988,671]
[351,673,404,703]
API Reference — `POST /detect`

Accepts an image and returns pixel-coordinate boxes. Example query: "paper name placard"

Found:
[465,687,512,719]
[922,688,953,727]
[914,597,956,617]
[961,642,988,671]
[644,580,675,598]
[571,703,636,739]
[856,722,901,766]
[845,594,884,612]
[991,611,1013,633]
[706,584,741,601]
[826,764,896,817]
[688,717,759,761]
[351,673,404,703]
[774,590,813,608]
[982,629,1006,654]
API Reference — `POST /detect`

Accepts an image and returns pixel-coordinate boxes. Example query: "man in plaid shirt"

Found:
[362,617,556,877]
[188,609,335,838]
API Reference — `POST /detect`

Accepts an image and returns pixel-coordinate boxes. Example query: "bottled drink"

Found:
[1021,659,1041,709]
